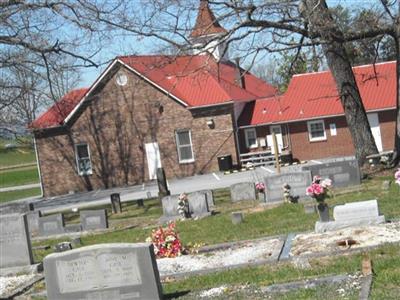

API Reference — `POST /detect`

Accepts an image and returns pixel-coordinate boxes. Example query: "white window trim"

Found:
[244,128,258,148]
[75,143,93,176]
[175,129,195,164]
[307,120,327,142]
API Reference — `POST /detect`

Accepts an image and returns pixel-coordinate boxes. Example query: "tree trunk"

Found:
[302,0,378,165]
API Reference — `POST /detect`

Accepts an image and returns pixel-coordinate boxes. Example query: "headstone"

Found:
[264,171,312,202]
[0,214,34,268]
[161,194,179,219]
[64,224,82,233]
[137,199,144,207]
[187,192,210,218]
[198,190,215,207]
[0,202,34,215]
[161,193,212,222]
[157,167,170,199]
[381,180,391,191]
[38,214,65,236]
[26,210,42,236]
[80,209,108,231]
[230,182,257,202]
[231,212,244,224]
[302,159,361,188]
[43,243,163,300]
[110,193,122,214]
[315,200,385,233]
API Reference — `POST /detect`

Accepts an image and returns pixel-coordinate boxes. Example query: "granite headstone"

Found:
[302,159,361,188]
[0,214,34,268]
[264,171,312,202]
[0,202,34,215]
[198,190,215,207]
[187,192,210,218]
[161,194,179,219]
[230,182,257,202]
[315,199,385,233]
[26,210,42,236]
[80,209,108,231]
[38,214,65,236]
[43,243,163,300]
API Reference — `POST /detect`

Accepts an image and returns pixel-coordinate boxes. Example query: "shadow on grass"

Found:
[163,290,191,299]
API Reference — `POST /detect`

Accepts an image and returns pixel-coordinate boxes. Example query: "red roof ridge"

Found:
[293,60,396,78]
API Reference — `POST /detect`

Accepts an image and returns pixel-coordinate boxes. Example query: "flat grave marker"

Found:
[38,214,65,236]
[230,182,257,202]
[0,214,34,269]
[43,243,163,300]
[80,209,108,231]
[302,159,361,188]
[264,171,312,202]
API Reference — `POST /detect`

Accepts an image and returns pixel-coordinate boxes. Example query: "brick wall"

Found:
[35,64,237,197]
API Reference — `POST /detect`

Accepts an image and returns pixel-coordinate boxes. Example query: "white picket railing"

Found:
[239,150,278,167]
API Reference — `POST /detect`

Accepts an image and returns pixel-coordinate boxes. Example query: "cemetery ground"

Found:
[0,141,40,203]
[11,171,399,299]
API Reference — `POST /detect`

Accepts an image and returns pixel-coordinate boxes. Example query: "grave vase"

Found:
[317,202,329,222]
[257,191,266,202]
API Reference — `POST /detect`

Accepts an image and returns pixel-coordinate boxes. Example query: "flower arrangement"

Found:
[255,182,265,193]
[395,168,400,186]
[306,176,333,202]
[146,222,183,258]
[282,183,293,203]
[177,193,190,219]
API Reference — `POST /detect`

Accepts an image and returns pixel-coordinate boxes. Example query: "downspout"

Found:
[33,136,44,197]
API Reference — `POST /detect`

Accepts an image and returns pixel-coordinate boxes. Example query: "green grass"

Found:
[0,187,41,203]
[0,148,36,167]
[0,167,39,188]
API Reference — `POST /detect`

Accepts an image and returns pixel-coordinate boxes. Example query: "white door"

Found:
[367,113,383,152]
[145,142,162,180]
[267,125,284,154]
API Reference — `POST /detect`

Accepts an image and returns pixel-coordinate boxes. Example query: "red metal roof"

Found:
[190,0,227,38]
[119,55,276,107]
[239,61,397,127]
[31,55,276,129]
[30,88,88,129]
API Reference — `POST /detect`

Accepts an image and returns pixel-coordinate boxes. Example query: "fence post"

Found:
[272,132,281,174]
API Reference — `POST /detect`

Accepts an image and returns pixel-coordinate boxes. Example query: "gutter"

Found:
[33,136,44,197]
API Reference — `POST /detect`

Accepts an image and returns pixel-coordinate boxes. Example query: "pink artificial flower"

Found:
[306,186,314,196]
[256,182,265,192]
[313,175,322,183]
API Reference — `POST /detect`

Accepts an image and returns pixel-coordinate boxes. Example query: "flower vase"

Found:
[258,191,266,202]
[317,202,329,222]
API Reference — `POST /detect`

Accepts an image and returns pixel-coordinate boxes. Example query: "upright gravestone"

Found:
[43,243,163,300]
[315,199,385,233]
[264,171,312,202]
[187,192,211,218]
[26,210,42,236]
[38,214,65,236]
[230,182,257,202]
[0,214,34,268]
[198,190,214,207]
[80,209,108,231]
[161,194,179,221]
[110,193,122,214]
[302,159,361,188]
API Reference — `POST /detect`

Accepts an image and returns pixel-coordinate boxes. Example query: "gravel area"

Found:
[0,274,36,298]
[157,238,284,277]
[290,221,400,256]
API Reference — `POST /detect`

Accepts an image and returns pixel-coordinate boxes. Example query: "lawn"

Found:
[0,166,39,188]
[0,147,36,168]
[0,187,41,204]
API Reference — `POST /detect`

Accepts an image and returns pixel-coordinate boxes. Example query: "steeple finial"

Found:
[190,0,227,38]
